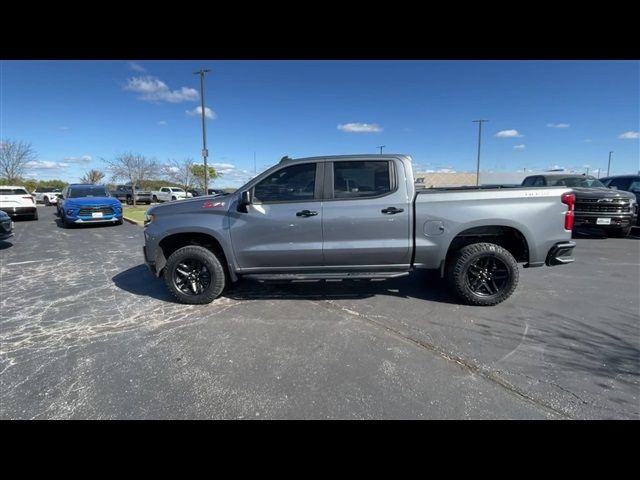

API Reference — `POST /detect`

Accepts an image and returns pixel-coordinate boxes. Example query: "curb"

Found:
[123,216,143,226]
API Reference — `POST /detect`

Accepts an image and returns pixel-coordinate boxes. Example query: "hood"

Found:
[571,187,636,201]
[65,196,121,206]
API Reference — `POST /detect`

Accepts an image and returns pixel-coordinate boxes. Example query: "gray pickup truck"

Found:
[110,185,152,205]
[143,155,576,306]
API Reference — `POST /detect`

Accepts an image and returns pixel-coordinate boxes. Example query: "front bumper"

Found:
[574,213,637,229]
[69,215,122,224]
[0,206,36,218]
[546,241,576,266]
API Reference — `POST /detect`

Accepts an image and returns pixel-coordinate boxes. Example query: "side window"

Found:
[161,188,167,193]
[333,161,391,199]
[608,178,631,190]
[253,163,316,203]
[533,177,545,187]
[522,176,535,186]
[628,180,640,191]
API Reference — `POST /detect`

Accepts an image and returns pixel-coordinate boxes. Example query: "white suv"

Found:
[0,186,38,220]
[32,187,61,206]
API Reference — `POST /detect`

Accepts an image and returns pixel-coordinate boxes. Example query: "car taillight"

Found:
[23,196,34,203]
[561,192,575,231]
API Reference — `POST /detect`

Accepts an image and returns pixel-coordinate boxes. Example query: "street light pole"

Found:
[607,151,613,177]
[377,145,385,155]
[472,119,488,186]
[193,69,211,193]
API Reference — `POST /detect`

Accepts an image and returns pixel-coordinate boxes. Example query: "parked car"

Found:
[151,187,192,202]
[57,184,122,228]
[522,174,638,237]
[32,187,61,206]
[109,185,152,205]
[599,175,640,226]
[0,186,38,220]
[144,154,576,306]
[0,210,14,240]
[188,188,226,197]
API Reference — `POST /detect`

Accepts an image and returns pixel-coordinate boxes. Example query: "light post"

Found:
[472,119,488,186]
[193,68,211,192]
[607,151,613,177]
[377,145,385,155]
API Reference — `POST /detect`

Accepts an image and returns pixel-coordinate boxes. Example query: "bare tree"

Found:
[0,139,37,183]
[162,158,197,191]
[80,169,106,184]
[104,153,158,206]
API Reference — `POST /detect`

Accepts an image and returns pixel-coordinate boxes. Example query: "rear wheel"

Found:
[126,196,133,205]
[447,242,519,306]
[152,195,158,203]
[608,226,631,238]
[32,210,38,221]
[164,246,226,304]
[44,197,51,206]
[171,196,177,201]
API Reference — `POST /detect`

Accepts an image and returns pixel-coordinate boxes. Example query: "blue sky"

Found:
[1,60,638,187]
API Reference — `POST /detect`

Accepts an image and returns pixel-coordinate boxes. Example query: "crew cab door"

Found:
[230,162,324,270]
[322,159,411,266]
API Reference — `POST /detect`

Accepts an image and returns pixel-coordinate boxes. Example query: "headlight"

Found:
[144,212,155,226]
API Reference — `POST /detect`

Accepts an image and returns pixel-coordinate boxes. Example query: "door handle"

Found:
[381,207,404,214]
[296,210,318,217]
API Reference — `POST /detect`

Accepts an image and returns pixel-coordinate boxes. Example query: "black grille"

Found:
[575,198,630,213]
[78,206,114,216]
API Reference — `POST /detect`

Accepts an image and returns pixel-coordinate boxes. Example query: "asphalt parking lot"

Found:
[1,205,638,419]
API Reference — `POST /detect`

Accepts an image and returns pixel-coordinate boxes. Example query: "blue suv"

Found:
[57,184,123,228]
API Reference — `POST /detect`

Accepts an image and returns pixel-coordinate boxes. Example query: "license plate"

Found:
[92,212,103,218]
[596,218,611,225]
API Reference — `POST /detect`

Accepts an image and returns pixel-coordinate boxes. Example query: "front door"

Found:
[322,159,411,267]
[229,162,324,270]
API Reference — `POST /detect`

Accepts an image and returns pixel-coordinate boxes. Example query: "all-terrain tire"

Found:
[447,242,519,306]
[164,245,226,304]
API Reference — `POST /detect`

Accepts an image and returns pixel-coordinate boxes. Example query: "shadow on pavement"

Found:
[0,240,13,250]
[112,265,461,305]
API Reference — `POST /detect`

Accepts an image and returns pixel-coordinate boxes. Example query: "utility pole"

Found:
[607,151,613,176]
[193,68,211,192]
[377,145,385,155]
[254,151,256,176]
[473,119,488,186]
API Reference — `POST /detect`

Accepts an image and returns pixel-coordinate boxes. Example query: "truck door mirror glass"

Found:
[238,190,252,212]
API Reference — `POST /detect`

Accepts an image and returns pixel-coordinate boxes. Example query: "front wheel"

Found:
[171,196,177,201]
[608,226,631,238]
[152,195,158,203]
[126,196,133,205]
[44,197,51,206]
[447,242,519,306]
[164,246,226,304]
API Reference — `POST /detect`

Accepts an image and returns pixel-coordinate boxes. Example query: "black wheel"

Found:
[152,195,158,203]
[146,202,151,205]
[32,210,38,221]
[171,196,177,201]
[115,218,123,225]
[164,246,226,304]
[447,242,519,306]
[61,213,72,228]
[126,196,133,205]
[608,226,631,238]
[44,197,50,206]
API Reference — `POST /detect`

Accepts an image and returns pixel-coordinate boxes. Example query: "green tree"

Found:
[189,164,219,190]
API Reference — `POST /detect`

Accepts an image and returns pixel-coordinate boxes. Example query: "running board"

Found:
[242,271,410,282]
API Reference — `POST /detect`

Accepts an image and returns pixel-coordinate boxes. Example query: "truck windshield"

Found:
[547,176,606,188]
[69,187,109,198]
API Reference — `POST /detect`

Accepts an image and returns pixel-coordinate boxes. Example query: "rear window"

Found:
[0,188,29,195]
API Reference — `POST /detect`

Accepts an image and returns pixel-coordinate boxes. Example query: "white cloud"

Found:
[25,160,69,170]
[63,155,92,164]
[158,120,168,126]
[337,123,383,133]
[513,144,526,149]
[186,106,216,120]
[619,131,639,139]
[547,123,570,128]
[495,129,523,138]
[128,62,147,73]
[124,76,199,103]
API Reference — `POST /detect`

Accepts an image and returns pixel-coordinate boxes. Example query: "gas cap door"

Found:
[424,220,445,236]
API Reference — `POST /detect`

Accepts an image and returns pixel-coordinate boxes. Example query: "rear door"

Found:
[230,162,324,270]
[322,159,411,267]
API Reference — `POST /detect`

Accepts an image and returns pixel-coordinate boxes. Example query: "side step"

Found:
[242,271,410,282]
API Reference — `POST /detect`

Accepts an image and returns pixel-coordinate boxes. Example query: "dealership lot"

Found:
[0,206,638,419]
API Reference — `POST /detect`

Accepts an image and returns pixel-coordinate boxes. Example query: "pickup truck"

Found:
[151,187,191,203]
[143,154,577,306]
[110,185,152,205]
[522,173,638,237]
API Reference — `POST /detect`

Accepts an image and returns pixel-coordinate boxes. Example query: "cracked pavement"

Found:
[1,207,638,419]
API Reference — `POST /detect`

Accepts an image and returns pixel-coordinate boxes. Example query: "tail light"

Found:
[22,196,34,203]
[561,192,575,231]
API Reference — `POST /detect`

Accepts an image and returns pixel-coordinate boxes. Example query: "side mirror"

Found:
[238,190,252,213]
